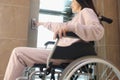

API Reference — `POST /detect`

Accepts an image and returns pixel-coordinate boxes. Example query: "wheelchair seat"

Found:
[25,32,97,80]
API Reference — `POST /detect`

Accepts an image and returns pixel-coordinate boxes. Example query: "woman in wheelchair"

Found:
[4,0,104,80]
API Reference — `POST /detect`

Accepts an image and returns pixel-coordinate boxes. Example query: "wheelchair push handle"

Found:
[99,16,113,24]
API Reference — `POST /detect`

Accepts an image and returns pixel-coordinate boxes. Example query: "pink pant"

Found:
[4,47,50,80]
[4,47,70,80]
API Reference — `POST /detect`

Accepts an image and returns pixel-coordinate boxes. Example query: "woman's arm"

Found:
[66,8,104,41]
[38,8,104,41]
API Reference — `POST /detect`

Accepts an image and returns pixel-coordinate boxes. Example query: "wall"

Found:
[0,0,30,79]
[118,0,120,37]
[95,0,120,70]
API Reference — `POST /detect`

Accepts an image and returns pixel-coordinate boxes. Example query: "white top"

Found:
[42,8,104,47]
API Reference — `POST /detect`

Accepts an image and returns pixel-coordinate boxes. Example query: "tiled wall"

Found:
[95,0,120,69]
[0,0,30,79]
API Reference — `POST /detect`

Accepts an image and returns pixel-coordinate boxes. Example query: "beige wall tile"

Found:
[95,0,120,70]
[0,39,27,77]
[0,76,4,80]
[0,0,30,79]
[0,0,30,7]
[0,39,27,55]
[0,4,29,39]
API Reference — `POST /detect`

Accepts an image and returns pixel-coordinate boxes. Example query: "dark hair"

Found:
[76,0,98,16]
[76,0,113,24]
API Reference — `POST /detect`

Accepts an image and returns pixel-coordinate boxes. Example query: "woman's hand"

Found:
[32,20,43,27]
[35,21,69,39]
[53,26,69,39]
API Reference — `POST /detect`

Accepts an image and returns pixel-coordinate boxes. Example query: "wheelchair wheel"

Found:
[59,56,120,80]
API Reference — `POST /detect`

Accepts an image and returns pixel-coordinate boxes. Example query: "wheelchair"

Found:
[17,16,120,80]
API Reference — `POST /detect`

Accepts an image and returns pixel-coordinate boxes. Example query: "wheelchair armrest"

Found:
[44,41,55,48]
[45,32,79,48]
[44,41,55,46]
[57,32,79,39]
[65,32,79,38]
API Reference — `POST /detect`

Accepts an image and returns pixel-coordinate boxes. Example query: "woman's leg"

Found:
[4,47,51,80]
